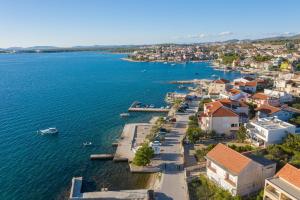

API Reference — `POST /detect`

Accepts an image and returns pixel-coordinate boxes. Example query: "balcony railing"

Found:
[207,165,216,173]
[265,186,280,199]
[224,178,236,187]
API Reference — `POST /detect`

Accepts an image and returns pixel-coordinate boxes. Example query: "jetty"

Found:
[113,123,152,162]
[169,79,212,85]
[90,154,114,160]
[69,177,151,200]
[128,101,170,113]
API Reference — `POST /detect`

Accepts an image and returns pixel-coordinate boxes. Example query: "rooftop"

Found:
[204,101,238,117]
[206,143,251,175]
[252,92,269,100]
[276,164,300,189]
[243,152,275,166]
[250,117,295,130]
[255,104,281,114]
[267,177,300,199]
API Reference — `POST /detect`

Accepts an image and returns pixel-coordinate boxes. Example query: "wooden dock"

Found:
[90,154,114,160]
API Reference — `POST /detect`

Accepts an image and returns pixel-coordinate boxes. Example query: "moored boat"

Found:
[38,127,58,135]
[120,113,130,117]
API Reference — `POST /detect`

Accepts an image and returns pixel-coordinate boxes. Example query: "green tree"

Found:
[199,98,212,111]
[236,125,247,142]
[132,143,154,166]
[296,63,300,71]
[187,127,203,143]
[292,103,300,109]
[207,130,216,139]
[188,115,199,127]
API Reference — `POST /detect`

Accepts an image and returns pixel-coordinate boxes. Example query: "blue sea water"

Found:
[0,52,240,200]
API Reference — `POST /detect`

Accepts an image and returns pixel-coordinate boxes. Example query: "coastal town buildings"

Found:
[198,101,239,135]
[206,143,276,196]
[245,117,296,146]
[249,92,280,107]
[264,163,300,200]
[264,89,294,104]
[255,104,297,121]
[208,79,231,96]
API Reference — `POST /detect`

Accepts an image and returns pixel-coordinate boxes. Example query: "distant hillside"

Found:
[254,34,300,42]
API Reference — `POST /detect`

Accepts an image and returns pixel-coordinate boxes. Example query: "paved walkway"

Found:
[156,114,189,200]
[156,101,199,200]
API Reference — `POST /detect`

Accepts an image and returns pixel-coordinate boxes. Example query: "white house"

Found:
[246,117,296,146]
[264,163,300,200]
[206,143,276,196]
[208,79,231,96]
[264,89,294,104]
[255,104,297,122]
[198,101,239,135]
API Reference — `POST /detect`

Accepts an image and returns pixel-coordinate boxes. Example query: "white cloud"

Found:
[218,31,234,36]
[186,33,207,39]
[172,33,207,40]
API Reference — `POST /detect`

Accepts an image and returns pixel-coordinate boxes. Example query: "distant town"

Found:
[67,35,300,200]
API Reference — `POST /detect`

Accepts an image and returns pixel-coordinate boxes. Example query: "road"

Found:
[156,101,198,200]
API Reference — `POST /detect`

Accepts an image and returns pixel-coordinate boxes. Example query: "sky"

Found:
[0,0,300,48]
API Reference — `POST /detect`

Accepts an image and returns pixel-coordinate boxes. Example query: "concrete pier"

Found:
[90,154,114,160]
[128,107,170,112]
[69,177,151,200]
[128,101,170,113]
[113,123,152,162]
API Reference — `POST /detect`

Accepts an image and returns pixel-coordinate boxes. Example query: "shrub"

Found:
[236,125,247,142]
[133,143,154,166]
[187,126,203,143]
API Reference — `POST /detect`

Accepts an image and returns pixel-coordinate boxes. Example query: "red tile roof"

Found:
[229,88,241,95]
[255,104,280,114]
[206,143,251,175]
[276,163,300,189]
[213,107,239,117]
[252,93,269,100]
[214,78,230,84]
[205,101,238,117]
[245,81,257,87]
[218,98,249,108]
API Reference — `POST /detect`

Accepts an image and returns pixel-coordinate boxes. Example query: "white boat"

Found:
[38,127,58,135]
[83,141,92,146]
[120,113,130,117]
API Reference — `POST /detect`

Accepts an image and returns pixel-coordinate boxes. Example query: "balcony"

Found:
[265,185,280,200]
[207,165,216,173]
[224,178,236,187]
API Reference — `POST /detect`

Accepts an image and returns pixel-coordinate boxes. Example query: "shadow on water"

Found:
[56,161,152,200]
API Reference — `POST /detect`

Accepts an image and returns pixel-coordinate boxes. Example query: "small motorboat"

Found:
[120,113,130,117]
[83,141,92,146]
[38,127,58,135]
